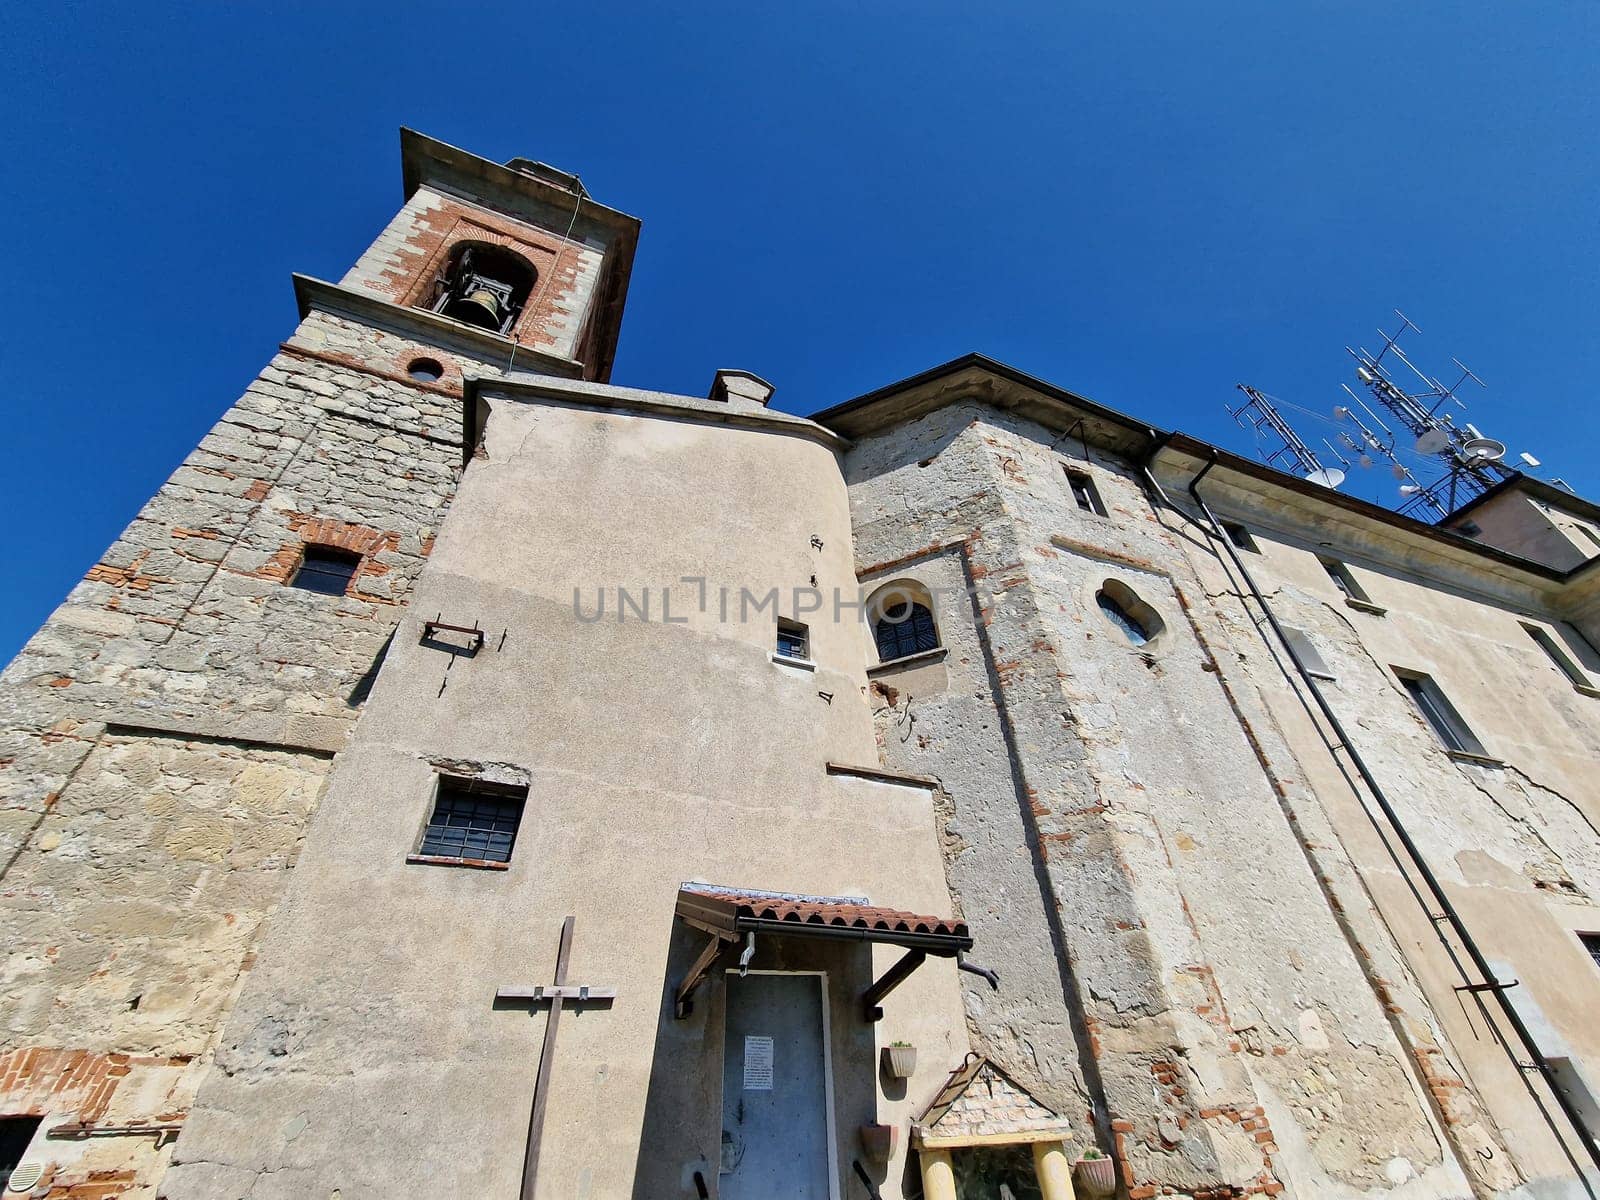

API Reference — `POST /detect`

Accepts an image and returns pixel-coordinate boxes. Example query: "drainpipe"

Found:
[1154,446,1600,1179]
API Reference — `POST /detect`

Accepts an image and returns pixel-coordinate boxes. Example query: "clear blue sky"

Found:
[2,2,1595,663]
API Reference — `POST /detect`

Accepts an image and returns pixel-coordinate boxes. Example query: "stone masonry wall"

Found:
[845,401,1478,1199]
[0,306,476,1196]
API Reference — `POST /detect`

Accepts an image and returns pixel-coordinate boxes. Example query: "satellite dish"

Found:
[1391,464,1409,480]
[1305,467,1346,489]
[1400,484,1421,496]
[1462,437,1506,463]
[1415,428,1452,454]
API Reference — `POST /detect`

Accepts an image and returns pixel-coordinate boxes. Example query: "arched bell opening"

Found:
[424,242,537,335]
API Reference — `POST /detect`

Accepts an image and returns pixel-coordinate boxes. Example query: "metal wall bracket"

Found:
[862,949,927,1022]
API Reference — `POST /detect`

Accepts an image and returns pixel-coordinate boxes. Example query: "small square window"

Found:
[1222,522,1259,553]
[1064,468,1107,517]
[776,619,810,661]
[1396,669,1485,756]
[291,545,361,596]
[417,776,527,865]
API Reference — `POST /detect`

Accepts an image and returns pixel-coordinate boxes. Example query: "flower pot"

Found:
[881,1044,918,1080]
[858,1122,897,1162]
[1074,1153,1117,1197]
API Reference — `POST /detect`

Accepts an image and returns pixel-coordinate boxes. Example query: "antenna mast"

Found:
[1230,384,1344,488]
[1347,310,1515,511]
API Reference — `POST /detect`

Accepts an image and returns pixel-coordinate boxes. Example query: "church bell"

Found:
[445,286,505,332]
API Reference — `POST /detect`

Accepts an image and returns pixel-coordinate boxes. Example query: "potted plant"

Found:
[881,1041,918,1080]
[858,1121,897,1162]
[1074,1147,1116,1197]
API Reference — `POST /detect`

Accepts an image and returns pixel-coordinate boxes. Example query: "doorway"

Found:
[720,972,838,1200]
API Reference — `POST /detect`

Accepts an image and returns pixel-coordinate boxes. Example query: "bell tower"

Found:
[300,128,640,383]
[0,130,639,1200]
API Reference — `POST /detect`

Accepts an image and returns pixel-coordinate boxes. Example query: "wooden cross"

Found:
[496,915,616,1200]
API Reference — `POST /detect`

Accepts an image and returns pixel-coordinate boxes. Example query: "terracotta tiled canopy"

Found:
[676,884,971,953]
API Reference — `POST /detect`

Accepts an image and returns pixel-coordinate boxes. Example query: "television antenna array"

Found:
[1229,312,1544,519]
[1347,311,1524,516]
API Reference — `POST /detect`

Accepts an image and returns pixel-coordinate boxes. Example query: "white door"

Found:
[720,973,834,1199]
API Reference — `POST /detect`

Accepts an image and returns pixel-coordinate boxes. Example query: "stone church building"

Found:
[2,130,1599,1200]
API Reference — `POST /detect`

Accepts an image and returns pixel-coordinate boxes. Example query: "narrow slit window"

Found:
[776,619,810,662]
[1397,670,1485,756]
[291,545,361,597]
[1523,623,1592,690]
[1281,626,1335,680]
[1064,468,1106,516]
[1222,522,1259,553]
[1319,557,1371,604]
[417,777,527,864]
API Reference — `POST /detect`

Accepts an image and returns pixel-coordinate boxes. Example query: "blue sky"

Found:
[1,2,1595,662]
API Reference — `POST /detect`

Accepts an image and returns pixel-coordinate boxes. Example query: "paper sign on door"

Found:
[743,1036,774,1090]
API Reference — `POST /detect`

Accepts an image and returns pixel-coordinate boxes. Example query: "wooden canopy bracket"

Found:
[675,931,734,1019]
[862,949,927,1022]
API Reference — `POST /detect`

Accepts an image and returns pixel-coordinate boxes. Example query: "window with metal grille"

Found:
[776,619,810,661]
[291,545,361,597]
[1064,468,1106,516]
[873,602,939,662]
[1397,670,1485,756]
[1581,933,1600,972]
[418,777,527,864]
[1222,522,1259,553]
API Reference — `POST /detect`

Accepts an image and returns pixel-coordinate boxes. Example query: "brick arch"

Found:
[255,515,402,599]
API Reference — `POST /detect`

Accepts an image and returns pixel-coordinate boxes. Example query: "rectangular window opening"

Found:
[1063,467,1107,517]
[1523,622,1592,691]
[1396,669,1485,756]
[291,545,361,597]
[776,619,810,662]
[417,776,527,865]
[1222,522,1259,553]
[1319,557,1371,604]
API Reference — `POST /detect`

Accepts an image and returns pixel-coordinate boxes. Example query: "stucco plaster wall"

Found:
[160,395,969,1200]
[1173,493,1600,1197]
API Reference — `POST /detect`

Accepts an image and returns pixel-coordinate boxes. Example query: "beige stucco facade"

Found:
[2,131,1598,1200]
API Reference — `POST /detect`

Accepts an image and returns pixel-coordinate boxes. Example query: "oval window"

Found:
[407,357,444,382]
[1095,580,1164,647]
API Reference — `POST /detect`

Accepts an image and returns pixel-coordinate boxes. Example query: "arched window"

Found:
[866,579,941,662]
[1095,579,1165,647]
[423,242,536,335]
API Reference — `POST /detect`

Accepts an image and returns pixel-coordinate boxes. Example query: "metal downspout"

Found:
[1159,447,1600,1179]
